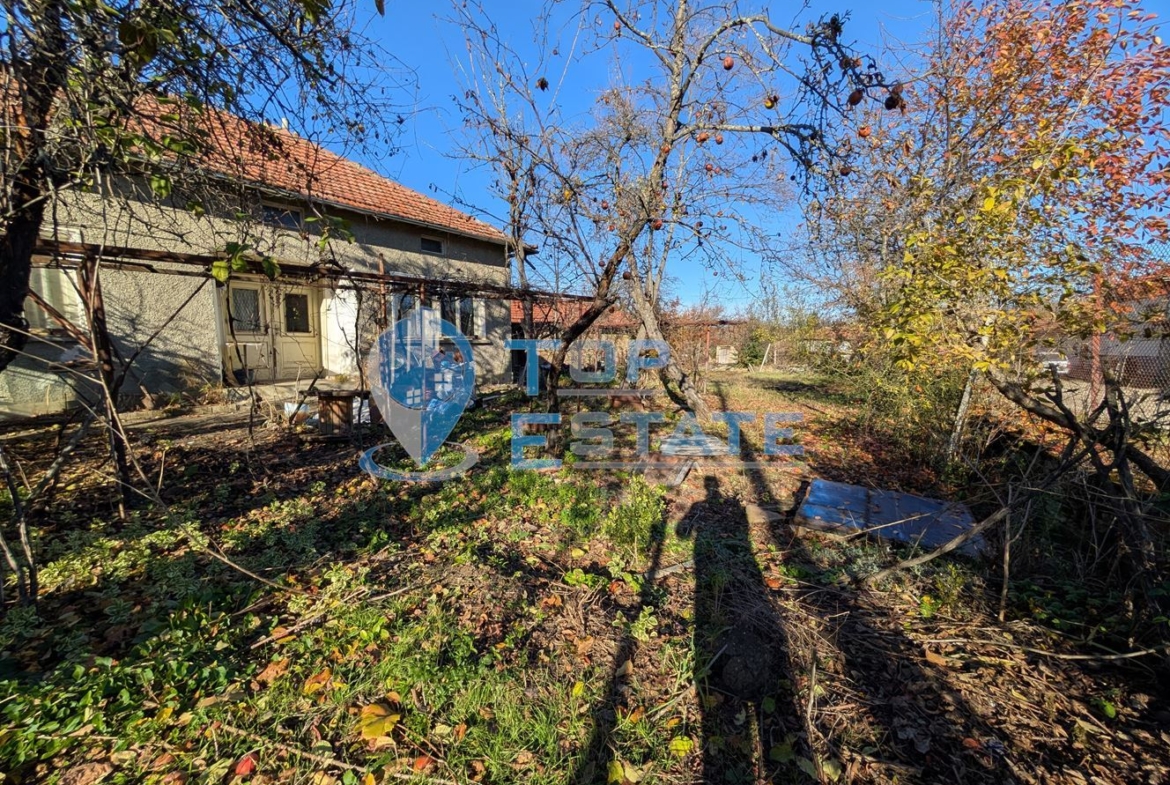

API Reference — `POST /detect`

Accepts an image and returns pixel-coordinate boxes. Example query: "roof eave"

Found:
[248,182,510,247]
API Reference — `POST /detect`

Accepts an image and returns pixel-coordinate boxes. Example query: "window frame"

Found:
[261,203,303,231]
[25,267,86,338]
[438,294,484,340]
[420,236,444,255]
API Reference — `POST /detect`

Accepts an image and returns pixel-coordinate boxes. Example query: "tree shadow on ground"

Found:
[570,507,669,784]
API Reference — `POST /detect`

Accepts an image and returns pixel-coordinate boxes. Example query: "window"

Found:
[262,204,302,230]
[440,295,459,329]
[25,267,85,334]
[230,288,262,333]
[439,295,483,339]
[284,293,311,333]
[459,298,475,337]
[396,293,417,321]
[420,236,444,254]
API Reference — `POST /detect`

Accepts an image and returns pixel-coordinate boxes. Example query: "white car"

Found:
[1037,351,1069,376]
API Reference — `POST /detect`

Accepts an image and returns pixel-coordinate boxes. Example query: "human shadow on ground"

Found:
[682,473,803,783]
[688,379,1003,782]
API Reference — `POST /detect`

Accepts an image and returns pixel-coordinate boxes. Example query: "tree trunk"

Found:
[626,269,710,421]
[544,243,629,412]
[0,206,41,376]
[0,0,68,376]
[80,254,134,514]
[946,370,977,462]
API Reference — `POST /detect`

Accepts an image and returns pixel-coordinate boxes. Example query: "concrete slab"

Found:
[794,479,984,557]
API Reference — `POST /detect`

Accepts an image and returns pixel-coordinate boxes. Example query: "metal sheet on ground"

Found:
[794,479,983,556]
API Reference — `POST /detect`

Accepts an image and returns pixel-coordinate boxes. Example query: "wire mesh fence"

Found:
[1060,242,1170,422]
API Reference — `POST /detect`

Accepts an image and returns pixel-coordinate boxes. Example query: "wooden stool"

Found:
[316,389,359,437]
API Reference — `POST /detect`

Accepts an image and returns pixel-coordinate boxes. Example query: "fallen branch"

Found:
[218,723,365,772]
[919,638,1170,662]
[217,724,461,785]
[860,506,1011,586]
[249,582,431,649]
[645,558,693,580]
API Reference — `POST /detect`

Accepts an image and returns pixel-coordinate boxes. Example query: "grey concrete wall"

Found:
[476,298,511,385]
[0,264,220,418]
[53,180,509,285]
[101,265,222,394]
[0,337,99,419]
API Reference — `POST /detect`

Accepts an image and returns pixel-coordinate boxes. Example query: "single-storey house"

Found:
[2,107,525,418]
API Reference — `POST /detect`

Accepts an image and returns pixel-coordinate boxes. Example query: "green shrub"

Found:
[740,326,771,367]
[603,476,666,560]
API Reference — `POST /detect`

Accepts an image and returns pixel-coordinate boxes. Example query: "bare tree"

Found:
[454,0,895,416]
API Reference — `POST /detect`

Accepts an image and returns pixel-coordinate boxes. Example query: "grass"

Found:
[0,413,685,783]
[1,374,1167,784]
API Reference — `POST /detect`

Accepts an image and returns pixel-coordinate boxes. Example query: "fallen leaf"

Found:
[269,626,295,644]
[303,668,332,696]
[575,636,595,656]
[256,658,290,686]
[669,736,694,757]
[358,703,400,741]
[797,757,818,778]
[150,753,176,771]
[606,759,643,784]
[923,648,948,667]
[60,763,114,785]
[412,756,435,772]
[234,752,258,777]
[769,741,794,763]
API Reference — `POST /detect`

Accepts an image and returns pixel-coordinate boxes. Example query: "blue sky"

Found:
[345,2,942,309]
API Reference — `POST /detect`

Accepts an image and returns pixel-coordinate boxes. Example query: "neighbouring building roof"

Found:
[510,300,638,330]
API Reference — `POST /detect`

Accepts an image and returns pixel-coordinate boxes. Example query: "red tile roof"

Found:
[510,300,637,329]
[146,100,510,246]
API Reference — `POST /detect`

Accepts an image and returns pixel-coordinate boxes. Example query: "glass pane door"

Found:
[284,293,311,334]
